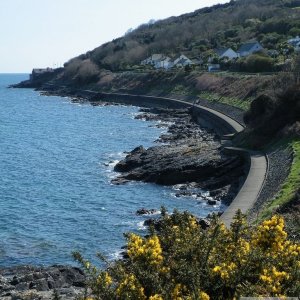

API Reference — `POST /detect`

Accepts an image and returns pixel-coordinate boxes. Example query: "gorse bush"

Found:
[74,210,300,299]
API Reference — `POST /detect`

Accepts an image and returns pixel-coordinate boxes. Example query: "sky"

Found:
[0,0,229,73]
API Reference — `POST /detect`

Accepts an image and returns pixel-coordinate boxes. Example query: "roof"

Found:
[215,48,228,56]
[161,57,172,62]
[151,54,164,61]
[288,36,300,45]
[237,42,260,53]
[32,68,53,74]
[176,58,187,64]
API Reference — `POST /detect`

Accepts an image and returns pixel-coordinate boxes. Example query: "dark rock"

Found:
[0,265,86,299]
[207,199,217,205]
[198,219,211,229]
[136,208,158,215]
[112,107,247,208]
[15,282,28,291]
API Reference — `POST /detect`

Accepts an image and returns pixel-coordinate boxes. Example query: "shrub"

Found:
[73,210,300,299]
[241,54,275,73]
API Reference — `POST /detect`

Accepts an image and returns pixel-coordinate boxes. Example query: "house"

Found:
[191,58,204,66]
[173,54,193,67]
[154,57,174,69]
[288,36,300,47]
[141,54,165,66]
[215,48,238,60]
[295,41,300,53]
[208,64,221,72]
[237,41,263,57]
[141,54,174,69]
[30,68,54,80]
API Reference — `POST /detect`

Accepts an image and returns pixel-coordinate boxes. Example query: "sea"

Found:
[0,74,223,267]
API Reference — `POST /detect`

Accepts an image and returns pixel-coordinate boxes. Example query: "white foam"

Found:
[109,249,123,260]
[137,221,147,230]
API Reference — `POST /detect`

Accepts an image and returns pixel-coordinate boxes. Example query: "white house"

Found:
[173,54,193,67]
[141,54,174,69]
[215,48,238,60]
[208,64,220,72]
[154,57,174,69]
[295,41,300,53]
[141,54,165,66]
[237,41,263,57]
[288,36,300,47]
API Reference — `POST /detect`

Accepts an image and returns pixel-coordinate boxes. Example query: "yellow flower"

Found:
[172,283,185,299]
[199,291,210,300]
[149,295,163,300]
[127,234,163,266]
[104,272,112,286]
[116,274,146,300]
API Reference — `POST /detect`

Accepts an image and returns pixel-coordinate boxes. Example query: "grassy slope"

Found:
[260,139,300,219]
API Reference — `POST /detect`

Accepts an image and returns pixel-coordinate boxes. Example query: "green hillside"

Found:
[63,0,300,74]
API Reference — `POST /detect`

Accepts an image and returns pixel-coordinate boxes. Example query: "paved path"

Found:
[220,148,268,226]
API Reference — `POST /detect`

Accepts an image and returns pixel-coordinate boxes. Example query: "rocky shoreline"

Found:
[112,107,246,206]
[0,266,85,300]
[4,85,249,299]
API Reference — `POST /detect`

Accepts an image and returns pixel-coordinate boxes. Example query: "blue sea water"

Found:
[0,74,223,267]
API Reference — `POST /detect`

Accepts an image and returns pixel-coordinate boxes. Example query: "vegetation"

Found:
[198,91,251,111]
[261,139,300,219]
[74,210,300,299]
[60,0,300,77]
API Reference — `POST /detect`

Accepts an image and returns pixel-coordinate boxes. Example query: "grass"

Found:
[260,139,300,220]
[198,91,252,111]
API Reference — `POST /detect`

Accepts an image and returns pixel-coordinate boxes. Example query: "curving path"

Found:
[220,148,268,226]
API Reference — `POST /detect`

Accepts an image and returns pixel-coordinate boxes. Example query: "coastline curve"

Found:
[42,85,268,224]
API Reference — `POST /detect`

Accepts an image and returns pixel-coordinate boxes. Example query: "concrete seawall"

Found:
[78,90,244,136]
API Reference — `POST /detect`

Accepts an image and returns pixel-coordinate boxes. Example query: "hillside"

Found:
[61,0,300,75]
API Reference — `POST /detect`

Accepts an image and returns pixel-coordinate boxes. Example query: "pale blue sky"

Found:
[0,0,228,73]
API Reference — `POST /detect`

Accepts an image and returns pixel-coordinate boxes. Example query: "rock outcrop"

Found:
[113,108,246,204]
[0,265,85,300]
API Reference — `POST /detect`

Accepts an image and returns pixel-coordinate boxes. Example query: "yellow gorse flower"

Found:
[199,291,210,300]
[171,283,185,299]
[252,215,287,253]
[149,294,163,300]
[127,234,163,266]
[116,274,146,300]
[259,266,290,295]
[212,262,237,280]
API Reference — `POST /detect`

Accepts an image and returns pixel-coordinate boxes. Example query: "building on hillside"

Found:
[215,48,238,60]
[237,41,263,57]
[208,64,221,72]
[295,41,300,53]
[141,54,165,66]
[191,57,204,66]
[30,68,54,80]
[288,36,300,47]
[154,57,174,69]
[173,54,193,67]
